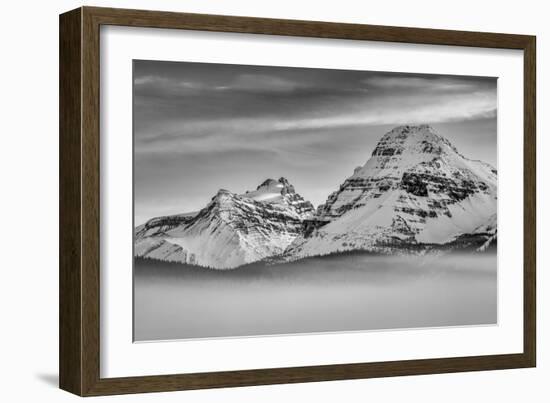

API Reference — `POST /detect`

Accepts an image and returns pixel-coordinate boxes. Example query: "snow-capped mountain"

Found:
[135,177,314,269]
[135,124,497,269]
[286,124,497,259]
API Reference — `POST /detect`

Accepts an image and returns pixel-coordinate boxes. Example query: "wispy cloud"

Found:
[135,88,496,155]
[135,70,371,100]
[134,73,305,95]
[362,75,482,92]
[226,73,300,93]
[134,75,224,96]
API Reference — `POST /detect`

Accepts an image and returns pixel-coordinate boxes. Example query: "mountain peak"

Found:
[136,178,314,269]
[214,188,233,198]
[289,124,497,259]
[208,189,236,207]
[256,178,277,189]
[395,123,434,133]
[278,176,291,187]
[249,177,296,197]
[239,177,314,216]
[371,124,458,158]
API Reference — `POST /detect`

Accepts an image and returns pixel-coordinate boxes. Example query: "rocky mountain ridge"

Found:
[134,177,314,269]
[135,125,497,269]
[285,124,497,260]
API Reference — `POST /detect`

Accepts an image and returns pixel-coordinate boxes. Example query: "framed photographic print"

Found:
[59,6,536,396]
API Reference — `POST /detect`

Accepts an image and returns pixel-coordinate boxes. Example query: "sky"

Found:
[134,60,497,225]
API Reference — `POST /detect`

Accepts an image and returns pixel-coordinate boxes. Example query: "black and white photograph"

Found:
[133,60,498,342]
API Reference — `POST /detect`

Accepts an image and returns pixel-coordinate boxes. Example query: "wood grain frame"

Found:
[59,6,536,396]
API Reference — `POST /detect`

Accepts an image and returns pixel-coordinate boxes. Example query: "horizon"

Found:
[134,61,497,225]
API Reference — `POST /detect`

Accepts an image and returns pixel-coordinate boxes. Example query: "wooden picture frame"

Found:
[59,6,536,396]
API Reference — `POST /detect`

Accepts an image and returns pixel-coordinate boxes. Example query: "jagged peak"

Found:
[278,176,291,187]
[379,124,440,145]
[209,189,236,205]
[257,178,278,189]
[392,123,435,133]
[371,124,459,158]
[239,177,314,212]
[256,177,292,189]
[252,177,296,195]
[207,177,302,207]
[215,188,232,196]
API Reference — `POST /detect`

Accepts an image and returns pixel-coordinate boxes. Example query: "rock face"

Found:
[286,125,497,258]
[134,177,314,269]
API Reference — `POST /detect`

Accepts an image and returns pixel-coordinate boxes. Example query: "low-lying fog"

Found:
[134,252,497,341]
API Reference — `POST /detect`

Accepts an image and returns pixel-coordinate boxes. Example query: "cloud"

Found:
[134,73,303,95]
[362,75,491,93]
[134,75,226,97]
[226,74,300,93]
[134,86,496,157]
[135,71,370,102]
[268,94,496,131]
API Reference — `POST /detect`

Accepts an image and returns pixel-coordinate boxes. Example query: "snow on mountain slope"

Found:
[135,178,314,269]
[472,213,497,252]
[287,125,497,258]
[135,211,197,238]
[242,177,315,215]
